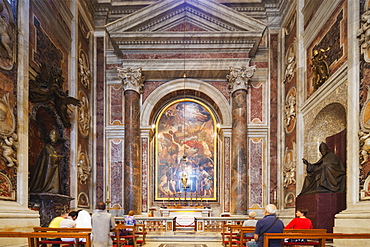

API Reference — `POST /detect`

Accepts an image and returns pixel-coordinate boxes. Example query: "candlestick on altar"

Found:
[190,192,193,206]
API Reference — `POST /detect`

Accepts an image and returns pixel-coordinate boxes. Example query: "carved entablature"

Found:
[226,61,256,93]
[77,144,91,185]
[117,66,144,94]
[78,90,91,138]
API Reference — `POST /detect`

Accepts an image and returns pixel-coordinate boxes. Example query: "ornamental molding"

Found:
[117,66,145,94]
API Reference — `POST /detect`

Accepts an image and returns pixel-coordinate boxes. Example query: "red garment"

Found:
[285,217,313,229]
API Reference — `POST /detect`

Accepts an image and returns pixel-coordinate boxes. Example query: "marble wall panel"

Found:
[108,84,124,125]
[269,34,279,203]
[306,0,347,98]
[142,81,166,102]
[95,37,105,202]
[249,82,264,124]
[205,81,230,103]
[249,137,263,208]
[224,137,231,212]
[109,139,123,207]
[141,138,148,212]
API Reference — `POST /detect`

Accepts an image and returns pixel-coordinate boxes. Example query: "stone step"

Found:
[146,231,222,242]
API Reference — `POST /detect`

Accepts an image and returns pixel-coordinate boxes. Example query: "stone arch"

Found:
[140,78,231,127]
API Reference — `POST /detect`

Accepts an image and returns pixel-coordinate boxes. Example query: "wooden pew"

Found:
[263,232,370,247]
[236,227,256,247]
[220,224,240,246]
[0,231,91,247]
[33,227,92,246]
[227,225,255,247]
[282,229,327,246]
[135,223,147,245]
[112,224,137,247]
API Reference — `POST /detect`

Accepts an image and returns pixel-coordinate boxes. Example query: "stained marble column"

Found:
[117,67,144,214]
[227,64,256,215]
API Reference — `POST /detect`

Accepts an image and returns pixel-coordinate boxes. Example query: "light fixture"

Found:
[182,5,187,162]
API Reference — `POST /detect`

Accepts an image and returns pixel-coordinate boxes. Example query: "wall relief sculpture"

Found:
[284,87,297,133]
[311,47,331,90]
[78,49,91,89]
[77,144,91,184]
[0,172,15,200]
[283,39,297,83]
[0,0,15,70]
[0,93,18,168]
[78,90,91,137]
[358,4,370,63]
[29,63,81,128]
[283,145,296,189]
[359,86,370,199]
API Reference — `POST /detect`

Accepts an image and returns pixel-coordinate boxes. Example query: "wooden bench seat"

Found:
[282,229,327,247]
[263,232,370,247]
[0,231,91,247]
[33,227,92,246]
[112,224,137,247]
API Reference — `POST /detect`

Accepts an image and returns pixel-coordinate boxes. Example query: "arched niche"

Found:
[141,78,231,127]
[305,102,346,161]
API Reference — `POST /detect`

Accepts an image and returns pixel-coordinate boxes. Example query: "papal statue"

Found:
[299,142,346,196]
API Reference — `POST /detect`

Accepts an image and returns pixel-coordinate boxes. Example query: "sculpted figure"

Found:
[1,133,18,167]
[29,64,80,128]
[299,142,346,196]
[29,130,64,194]
[311,47,330,90]
[0,3,13,60]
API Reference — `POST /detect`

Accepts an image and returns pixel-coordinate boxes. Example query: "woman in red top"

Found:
[285,209,313,229]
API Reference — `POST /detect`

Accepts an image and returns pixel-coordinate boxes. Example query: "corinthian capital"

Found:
[226,62,256,93]
[117,66,144,93]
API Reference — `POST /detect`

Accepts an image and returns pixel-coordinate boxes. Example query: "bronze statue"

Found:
[299,142,346,196]
[29,130,64,194]
[29,64,80,128]
[311,47,330,90]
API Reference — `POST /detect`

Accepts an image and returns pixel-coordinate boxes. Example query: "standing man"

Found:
[91,201,115,247]
[253,204,284,247]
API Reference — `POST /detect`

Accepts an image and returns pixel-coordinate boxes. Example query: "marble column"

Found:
[227,63,256,215]
[117,67,144,214]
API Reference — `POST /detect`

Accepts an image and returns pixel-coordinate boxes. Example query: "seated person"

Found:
[60,211,78,242]
[243,211,257,238]
[285,209,313,243]
[285,208,313,229]
[252,204,284,247]
[47,212,69,247]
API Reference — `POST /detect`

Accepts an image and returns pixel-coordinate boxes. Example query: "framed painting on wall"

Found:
[155,99,217,201]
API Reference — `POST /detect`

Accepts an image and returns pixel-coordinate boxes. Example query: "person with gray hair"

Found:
[251,204,284,247]
[243,211,258,239]
[91,202,115,247]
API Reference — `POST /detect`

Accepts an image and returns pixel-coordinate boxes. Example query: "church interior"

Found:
[1,0,370,246]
